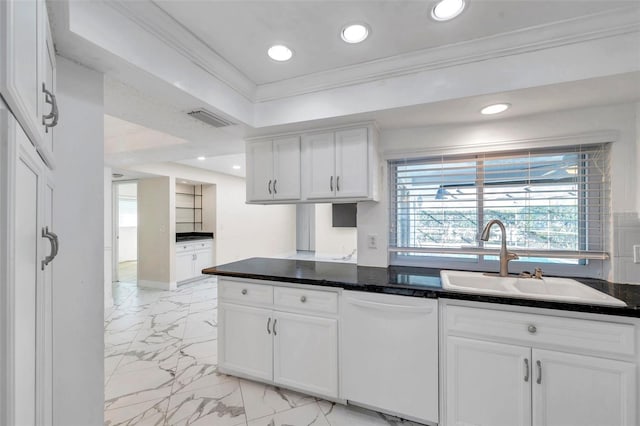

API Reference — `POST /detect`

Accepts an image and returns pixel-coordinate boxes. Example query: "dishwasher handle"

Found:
[345,297,434,314]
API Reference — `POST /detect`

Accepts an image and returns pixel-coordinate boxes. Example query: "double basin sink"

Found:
[440,270,626,307]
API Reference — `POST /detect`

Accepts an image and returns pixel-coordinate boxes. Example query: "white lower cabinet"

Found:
[532,348,636,426]
[175,240,214,282]
[445,337,531,426]
[218,303,273,382]
[273,311,338,397]
[218,279,339,399]
[443,303,638,426]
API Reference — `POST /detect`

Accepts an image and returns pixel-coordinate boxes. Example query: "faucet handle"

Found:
[534,267,543,279]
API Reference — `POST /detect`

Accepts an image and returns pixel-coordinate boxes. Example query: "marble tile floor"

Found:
[105,278,426,426]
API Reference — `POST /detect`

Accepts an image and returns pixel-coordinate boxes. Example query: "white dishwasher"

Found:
[341,290,439,424]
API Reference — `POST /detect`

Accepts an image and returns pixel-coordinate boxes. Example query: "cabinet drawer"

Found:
[176,243,193,253]
[274,286,338,315]
[219,280,273,306]
[446,305,635,357]
[194,240,213,250]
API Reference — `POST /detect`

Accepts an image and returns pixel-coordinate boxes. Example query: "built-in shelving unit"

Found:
[176,183,203,232]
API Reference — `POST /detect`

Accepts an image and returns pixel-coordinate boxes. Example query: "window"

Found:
[389,144,610,276]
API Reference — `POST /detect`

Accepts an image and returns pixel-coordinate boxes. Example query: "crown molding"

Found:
[101,2,638,106]
[105,0,257,101]
[255,6,640,102]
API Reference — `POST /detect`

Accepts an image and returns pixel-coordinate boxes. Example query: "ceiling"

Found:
[63,0,636,176]
[153,0,631,85]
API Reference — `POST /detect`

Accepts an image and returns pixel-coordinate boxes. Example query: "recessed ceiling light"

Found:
[480,103,511,115]
[197,156,206,161]
[267,45,293,62]
[232,165,241,170]
[341,23,369,44]
[431,0,466,21]
[182,181,188,184]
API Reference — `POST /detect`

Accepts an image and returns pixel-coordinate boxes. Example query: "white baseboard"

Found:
[138,279,176,291]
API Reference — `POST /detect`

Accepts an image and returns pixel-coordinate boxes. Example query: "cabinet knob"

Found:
[300,295,307,303]
[241,289,248,295]
[528,325,537,334]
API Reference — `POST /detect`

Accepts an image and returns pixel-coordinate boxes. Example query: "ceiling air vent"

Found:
[188,109,236,128]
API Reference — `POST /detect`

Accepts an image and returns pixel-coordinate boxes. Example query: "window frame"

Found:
[388,145,610,278]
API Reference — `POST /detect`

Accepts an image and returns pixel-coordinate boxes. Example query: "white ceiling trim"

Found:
[106,0,256,101]
[101,2,638,106]
[255,6,640,102]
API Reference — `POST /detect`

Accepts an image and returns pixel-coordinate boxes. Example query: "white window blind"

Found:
[389,144,610,269]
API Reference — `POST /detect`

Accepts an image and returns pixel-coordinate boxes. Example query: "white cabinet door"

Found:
[7,112,53,426]
[273,136,300,201]
[273,311,338,398]
[334,128,368,198]
[246,140,274,202]
[445,337,532,426]
[303,132,335,199]
[175,251,193,283]
[532,349,636,426]
[0,0,42,143]
[219,303,273,382]
[39,21,56,158]
[194,249,213,276]
[342,292,438,424]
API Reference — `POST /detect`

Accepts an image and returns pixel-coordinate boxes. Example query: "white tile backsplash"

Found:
[612,212,640,284]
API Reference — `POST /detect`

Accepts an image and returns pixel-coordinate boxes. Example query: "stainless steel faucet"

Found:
[480,219,519,277]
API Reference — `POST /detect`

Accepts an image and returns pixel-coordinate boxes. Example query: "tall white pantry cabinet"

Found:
[0,0,59,425]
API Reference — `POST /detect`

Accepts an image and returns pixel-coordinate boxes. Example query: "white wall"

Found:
[128,163,297,265]
[357,103,640,283]
[314,203,357,258]
[53,57,104,426]
[137,177,175,289]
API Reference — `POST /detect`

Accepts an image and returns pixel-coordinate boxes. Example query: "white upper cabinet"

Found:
[0,0,57,167]
[304,132,335,200]
[303,126,374,202]
[272,137,301,201]
[247,140,274,202]
[334,127,369,199]
[246,137,300,202]
[246,124,378,204]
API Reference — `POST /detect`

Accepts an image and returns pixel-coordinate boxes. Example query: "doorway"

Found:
[112,181,138,283]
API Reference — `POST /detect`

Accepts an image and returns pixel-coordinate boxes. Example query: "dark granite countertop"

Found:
[203,257,640,318]
[176,232,214,242]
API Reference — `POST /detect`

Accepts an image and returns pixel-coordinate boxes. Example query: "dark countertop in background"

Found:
[203,257,640,318]
[176,232,214,242]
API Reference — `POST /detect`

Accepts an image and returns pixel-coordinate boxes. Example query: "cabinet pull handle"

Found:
[330,176,333,191]
[273,318,278,336]
[336,176,340,191]
[273,180,277,194]
[300,295,307,303]
[528,325,537,334]
[41,226,59,270]
[42,83,59,131]
[241,289,247,295]
[524,359,530,382]
[536,360,542,384]
[268,180,272,194]
[267,317,271,334]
